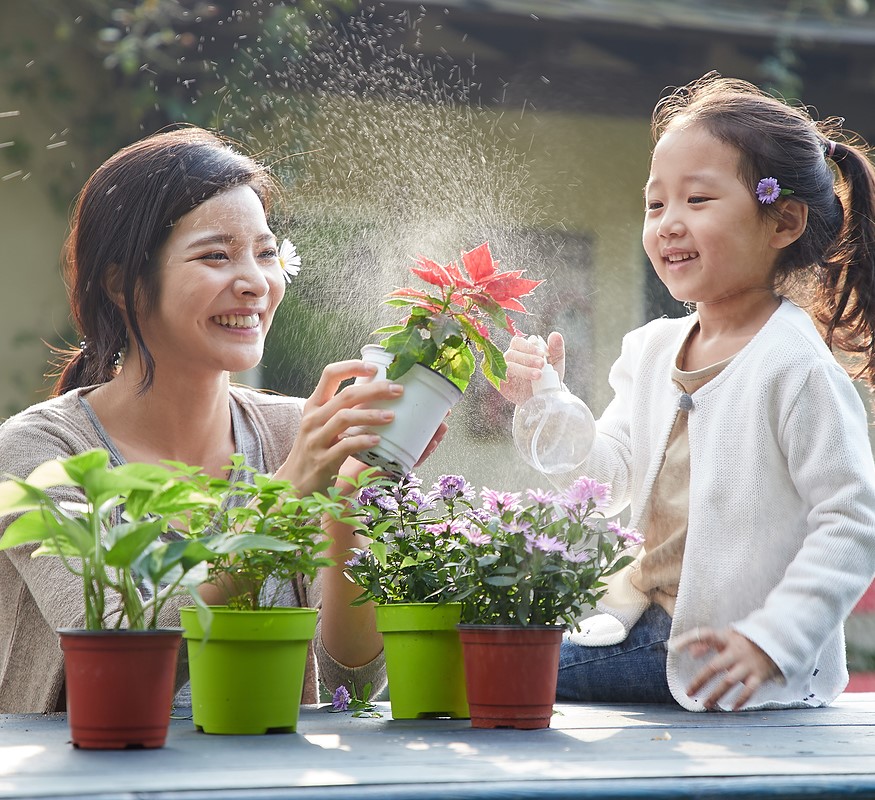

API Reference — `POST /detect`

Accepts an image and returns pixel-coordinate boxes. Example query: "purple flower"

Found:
[755,177,781,204]
[466,507,492,525]
[608,521,644,545]
[462,527,492,546]
[345,551,364,568]
[564,546,596,563]
[525,532,565,554]
[400,488,431,514]
[374,494,399,513]
[356,486,384,507]
[500,518,532,536]
[526,487,558,505]
[430,474,475,502]
[332,685,351,711]
[480,488,521,514]
[564,477,612,511]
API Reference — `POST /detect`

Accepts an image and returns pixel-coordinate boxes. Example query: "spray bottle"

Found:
[512,336,596,474]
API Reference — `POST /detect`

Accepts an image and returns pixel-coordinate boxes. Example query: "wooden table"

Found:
[3,695,875,799]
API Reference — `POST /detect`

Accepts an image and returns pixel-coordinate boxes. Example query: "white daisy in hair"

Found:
[278,239,301,283]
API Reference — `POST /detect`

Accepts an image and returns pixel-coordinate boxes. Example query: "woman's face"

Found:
[137,184,286,381]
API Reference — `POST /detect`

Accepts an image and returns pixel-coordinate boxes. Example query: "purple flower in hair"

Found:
[755,177,793,204]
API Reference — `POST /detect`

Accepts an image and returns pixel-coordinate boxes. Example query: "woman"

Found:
[0,126,439,712]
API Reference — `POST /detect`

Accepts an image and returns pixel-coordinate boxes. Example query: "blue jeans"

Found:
[556,604,676,704]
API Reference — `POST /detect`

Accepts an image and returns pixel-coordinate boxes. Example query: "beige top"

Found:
[631,338,733,615]
[0,385,385,713]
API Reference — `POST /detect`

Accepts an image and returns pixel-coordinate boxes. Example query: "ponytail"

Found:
[811,139,875,391]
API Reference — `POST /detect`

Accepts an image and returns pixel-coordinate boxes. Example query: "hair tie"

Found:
[825,140,837,159]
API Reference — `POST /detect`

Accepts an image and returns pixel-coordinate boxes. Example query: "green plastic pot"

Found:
[180,606,317,735]
[375,602,469,719]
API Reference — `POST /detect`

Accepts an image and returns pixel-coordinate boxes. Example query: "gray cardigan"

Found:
[0,385,385,713]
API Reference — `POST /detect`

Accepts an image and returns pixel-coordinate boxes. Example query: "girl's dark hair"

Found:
[53,125,274,396]
[652,73,875,390]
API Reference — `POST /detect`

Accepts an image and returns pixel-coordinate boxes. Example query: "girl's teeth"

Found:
[215,313,259,328]
[667,253,697,263]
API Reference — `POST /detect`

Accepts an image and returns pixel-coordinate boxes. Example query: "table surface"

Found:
[3,694,875,800]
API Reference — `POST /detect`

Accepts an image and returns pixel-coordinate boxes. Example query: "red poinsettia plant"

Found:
[374,242,542,392]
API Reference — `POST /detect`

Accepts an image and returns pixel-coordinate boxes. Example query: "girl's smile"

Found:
[642,124,779,309]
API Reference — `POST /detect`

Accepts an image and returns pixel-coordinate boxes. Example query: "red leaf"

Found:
[481,275,543,305]
[460,242,498,284]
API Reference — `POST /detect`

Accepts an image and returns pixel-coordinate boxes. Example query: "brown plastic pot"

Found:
[58,628,182,749]
[457,624,563,730]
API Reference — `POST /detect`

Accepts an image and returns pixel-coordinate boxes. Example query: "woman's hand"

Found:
[499,331,566,406]
[671,626,781,711]
[277,359,407,496]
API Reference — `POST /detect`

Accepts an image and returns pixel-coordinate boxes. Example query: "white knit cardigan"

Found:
[570,299,875,711]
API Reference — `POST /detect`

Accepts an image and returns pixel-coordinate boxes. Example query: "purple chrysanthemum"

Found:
[374,494,399,513]
[525,532,565,554]
[755,177,781,204]
[564,477,612,511]
[400,488,431,514]
[332,685,351,711]
[430,474,475,502]
[480,488,521,514]
[344,551,364,568]
[526,487,558,505]
[608,520,644,545]
[356,486,384,507]
[564,546,596,563]
[500,518,533,536]
[462,527,492,546]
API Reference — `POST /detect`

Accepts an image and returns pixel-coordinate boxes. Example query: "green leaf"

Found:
[104,519,167,567]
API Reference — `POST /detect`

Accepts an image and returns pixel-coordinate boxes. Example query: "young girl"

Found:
[501,74,875,712]
[0,126,443,713]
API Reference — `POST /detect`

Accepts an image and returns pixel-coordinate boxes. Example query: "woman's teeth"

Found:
[214,313,259,328]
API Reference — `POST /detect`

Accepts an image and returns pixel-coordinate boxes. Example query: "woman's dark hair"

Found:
[652,73,875,390]
[53,126,275,396]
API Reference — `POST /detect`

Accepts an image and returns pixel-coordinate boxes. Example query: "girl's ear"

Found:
[771,198,808,250]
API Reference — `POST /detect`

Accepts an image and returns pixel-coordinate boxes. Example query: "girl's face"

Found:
[138,184,285,380]
[642,124,780,305]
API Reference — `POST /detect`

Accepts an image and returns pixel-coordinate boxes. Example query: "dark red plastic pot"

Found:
[457,624,563,730]
[58,628,181,749]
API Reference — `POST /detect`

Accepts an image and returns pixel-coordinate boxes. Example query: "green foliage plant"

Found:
[184,457,379,611]
[0,449,217,630]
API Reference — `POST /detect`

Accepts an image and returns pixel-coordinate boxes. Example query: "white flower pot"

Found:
[354,344,462,476]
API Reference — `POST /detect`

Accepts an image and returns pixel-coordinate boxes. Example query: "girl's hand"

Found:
[499,332,566,406]
[672,627,781,711]
[277,359,407,496]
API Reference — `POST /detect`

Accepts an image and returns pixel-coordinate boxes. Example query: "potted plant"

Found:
[344,473,474,720]
[178,458,378,735]
[445,476,640,729]
[0,448,217,749]
[354,241,542,476]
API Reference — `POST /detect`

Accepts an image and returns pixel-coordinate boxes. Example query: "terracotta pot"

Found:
[376,603,469,719]
[58,628,182,749]
[180,606,317,735]
[354,344,463,477]
[457,624,563,730]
